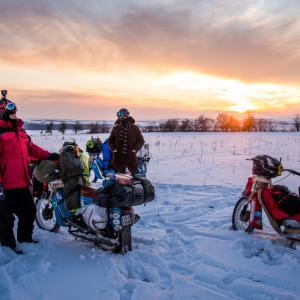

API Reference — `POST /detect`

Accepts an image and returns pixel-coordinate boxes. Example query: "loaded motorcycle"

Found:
[34,140,154,253]
[232,155,300,242]
[35,177,139,253]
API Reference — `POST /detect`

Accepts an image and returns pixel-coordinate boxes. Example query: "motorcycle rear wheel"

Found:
[232,196,254,233]
[94,225,124,254]
[89,168,97,183]
[36,198,60,233]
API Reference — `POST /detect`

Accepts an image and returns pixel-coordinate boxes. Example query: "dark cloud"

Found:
[0,0,300,84]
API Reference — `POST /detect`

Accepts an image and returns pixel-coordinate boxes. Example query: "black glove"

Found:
[48,153,60,160]
[0,183,5,201]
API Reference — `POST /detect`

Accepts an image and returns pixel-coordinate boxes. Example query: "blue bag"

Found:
[101,139,112,171]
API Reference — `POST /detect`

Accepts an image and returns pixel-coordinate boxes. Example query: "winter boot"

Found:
[19,239,39,244]
[11,247,23,255]
[7,244,23,255]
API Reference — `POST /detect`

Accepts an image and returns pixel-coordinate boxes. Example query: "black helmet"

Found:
[0,90,17,119]
[117,108,130,117]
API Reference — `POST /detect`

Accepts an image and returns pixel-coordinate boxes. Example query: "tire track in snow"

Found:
[131,183,300,299]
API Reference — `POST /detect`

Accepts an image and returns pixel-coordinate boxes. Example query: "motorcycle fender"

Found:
[249,195,263,230]
[54,189,73,226]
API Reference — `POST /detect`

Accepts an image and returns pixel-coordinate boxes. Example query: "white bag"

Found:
[76,204,108,231]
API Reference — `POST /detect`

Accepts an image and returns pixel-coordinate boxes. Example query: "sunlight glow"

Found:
[3,65,300,119]
[227,103,258,113]
[152,71,300,113]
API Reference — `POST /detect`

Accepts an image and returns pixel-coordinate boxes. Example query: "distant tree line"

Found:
[87,122,109,134]
[45,121,110,135]
[44,112,300,134]
[142,111,300,132]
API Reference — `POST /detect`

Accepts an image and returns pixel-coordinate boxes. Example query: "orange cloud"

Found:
[1,1,300,120]
[1,1,300,84]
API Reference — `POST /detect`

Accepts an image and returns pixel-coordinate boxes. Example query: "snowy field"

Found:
[1,131,300,300]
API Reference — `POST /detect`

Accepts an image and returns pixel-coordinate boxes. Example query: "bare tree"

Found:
[242,111,256,132]
[179,119,193,132]
[227,115,241,132]
[256,118,268,131]
[293,114,300,131]
[88,122,100,134]
[266,120,275,132]
[194,115,213,131]
[214,112,230,131]
[144,125,159,132]
[159,119,179,132]
[98,122,109,133]
[58,121,67,135]
[46,122,54,135]
[73,121,83,134]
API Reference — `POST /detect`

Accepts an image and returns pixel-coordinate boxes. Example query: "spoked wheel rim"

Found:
[36,198,58,231]
[232,197,254,232]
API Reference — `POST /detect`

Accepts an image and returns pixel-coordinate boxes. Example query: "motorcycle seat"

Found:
[80,186,99,199]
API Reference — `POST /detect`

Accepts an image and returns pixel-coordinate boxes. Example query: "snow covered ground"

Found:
[1,131,300,300]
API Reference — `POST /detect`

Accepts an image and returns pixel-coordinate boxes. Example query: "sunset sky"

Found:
[0,0,299,120]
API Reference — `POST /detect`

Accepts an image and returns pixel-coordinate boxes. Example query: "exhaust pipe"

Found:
[68,229,119,247]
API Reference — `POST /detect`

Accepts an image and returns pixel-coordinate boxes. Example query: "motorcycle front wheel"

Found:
[232,196,254,233]
[89,168,97,183]
[36,198,60,233]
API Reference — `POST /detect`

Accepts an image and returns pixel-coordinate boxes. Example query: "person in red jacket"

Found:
[0,90,59,254]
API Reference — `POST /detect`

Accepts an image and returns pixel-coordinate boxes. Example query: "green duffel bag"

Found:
[34,160,60,183]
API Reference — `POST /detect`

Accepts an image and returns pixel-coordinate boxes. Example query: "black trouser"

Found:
[32,176,44,198]
[0,187,36,247]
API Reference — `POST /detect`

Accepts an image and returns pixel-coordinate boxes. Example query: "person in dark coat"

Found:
[108,108,145,174]
[0,90,59,254]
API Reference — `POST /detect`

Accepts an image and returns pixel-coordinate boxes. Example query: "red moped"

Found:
[232,155,300,241]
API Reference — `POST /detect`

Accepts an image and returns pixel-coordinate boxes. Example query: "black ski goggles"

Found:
[117,111,129,117]
[6,102,17,112]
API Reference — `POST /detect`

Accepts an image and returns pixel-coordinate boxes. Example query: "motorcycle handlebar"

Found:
[282,169,300,176]
[246,158,259,162]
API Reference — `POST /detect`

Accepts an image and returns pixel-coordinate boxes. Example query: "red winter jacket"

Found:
[0,119,49,189]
